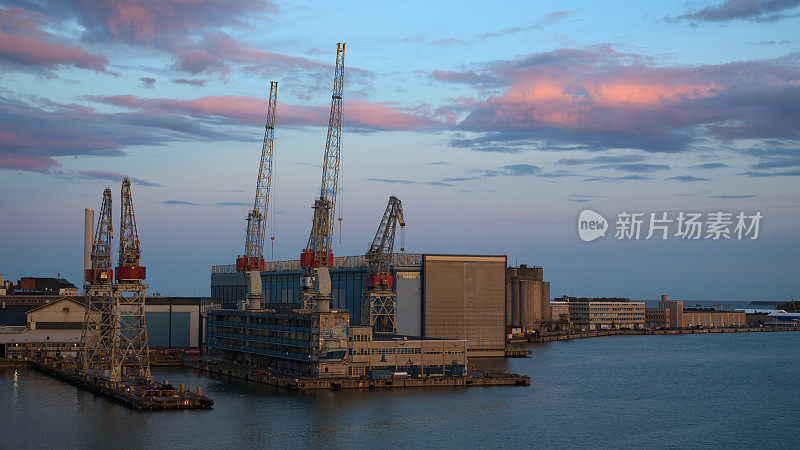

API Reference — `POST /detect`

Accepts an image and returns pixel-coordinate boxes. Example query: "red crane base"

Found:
[236,256,265,272]
[85,269,113,282]
[300,251,333,269]
[115,266,146,281]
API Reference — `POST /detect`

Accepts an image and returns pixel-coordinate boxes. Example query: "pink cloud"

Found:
[441,47,800,152]
[0,7,111,74]
[88,94,440,131]
[0,152,60,172]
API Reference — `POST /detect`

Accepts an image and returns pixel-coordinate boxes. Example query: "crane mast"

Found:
[300,43,345,312]
[80,188,115,375]
[113,177,151,382]
[238,81,278,310]
[362,196,405,333]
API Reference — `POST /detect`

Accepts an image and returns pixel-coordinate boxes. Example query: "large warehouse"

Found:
[211,253,507,357]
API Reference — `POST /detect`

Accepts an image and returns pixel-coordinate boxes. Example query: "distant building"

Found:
[0,297,86,359]
[506,265,551,332]
[559,297,645,331]
[550,301,570,323]
[0,294,212,351]
[646,295,745,329]
[645,295,684,329]
[206,307,467,379]
[683,309,745,328]
[11,277,79,296]
[211,253,507,357]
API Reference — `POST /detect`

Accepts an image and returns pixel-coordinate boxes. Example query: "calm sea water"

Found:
[3,332,799,448]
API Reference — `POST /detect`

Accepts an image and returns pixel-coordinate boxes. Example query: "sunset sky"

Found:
[1,0,798,301]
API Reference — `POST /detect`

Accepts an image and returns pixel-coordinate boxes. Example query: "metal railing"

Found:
[211,253,423,275]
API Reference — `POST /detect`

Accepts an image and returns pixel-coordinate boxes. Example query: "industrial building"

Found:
[205,307,467,378]
[0,297,85,359]
[558,297,645,331]
[646,295,746,329]
[212,253,507,357]
[505,265,551,332]
[0,293,211,355]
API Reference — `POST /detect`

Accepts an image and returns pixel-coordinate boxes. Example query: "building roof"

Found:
[24,297,86,314]
[0,329,81,344]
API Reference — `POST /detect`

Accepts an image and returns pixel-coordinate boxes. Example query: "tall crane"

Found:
[237,81,278,310]
[361,196,405,333]
[112,177,151,382]
[300,43,345,312]
[80,188,115,375]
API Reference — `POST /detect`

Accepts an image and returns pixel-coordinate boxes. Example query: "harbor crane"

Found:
[361,196,405,333]
[113,177,151,382]
[237,81,278,310]
[80,187,115,375]
[300,43,345,312]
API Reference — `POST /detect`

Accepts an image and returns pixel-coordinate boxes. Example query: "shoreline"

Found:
[509,326,800,344]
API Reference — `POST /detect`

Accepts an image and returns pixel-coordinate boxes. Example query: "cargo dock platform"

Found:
[31,360,214,410]
[187,360,529,390]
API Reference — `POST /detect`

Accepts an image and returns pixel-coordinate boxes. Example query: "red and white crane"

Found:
[237,81,278,310]
[300,43,345,312]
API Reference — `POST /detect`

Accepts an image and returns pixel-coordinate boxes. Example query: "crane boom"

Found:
[362,196,405,332]
[366,196,405,288]
[302,42,344,270]
[88,188,113,282]
[239,81,278,273]
[300,43,345,312]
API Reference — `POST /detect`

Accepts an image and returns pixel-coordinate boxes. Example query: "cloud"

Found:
[594,163,670,173]
[140,77,155,88]
[216,201,251,206]
[408,10,574,46]
[709,194,755,199]
[747,40,791,45]
[668,0,800,23]
[10,1,374,94]
[668,175,711,182]
[557,154,647,165]
[367,178,451,187]
[172,78,207,86]
[742,169,800,177]
[0,92,240,174]
[76,170,161,187]
[160,200,200,205]
[433,46,800,154]
[87,94,441,131]
[691,162,730,169]
[0,7,112,75]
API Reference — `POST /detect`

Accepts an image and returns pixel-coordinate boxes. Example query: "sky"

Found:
[0,0,798,301]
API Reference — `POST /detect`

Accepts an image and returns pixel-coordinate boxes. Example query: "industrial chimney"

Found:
[84,208,94,291]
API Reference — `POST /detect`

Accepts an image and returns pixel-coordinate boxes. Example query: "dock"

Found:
[186,360,529,390]
[30,360,214,410]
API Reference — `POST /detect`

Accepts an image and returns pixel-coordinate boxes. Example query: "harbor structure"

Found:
[559,297,646,331]
[205,306,467,379]
[211,253,507,357]
[505,265,551,332]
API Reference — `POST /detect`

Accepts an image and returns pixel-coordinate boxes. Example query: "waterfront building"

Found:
[561,297,645,331]
[205,307,467,378]
[683,309,745,328]
[550,301,570,323]
[211,253,506,357]
[0,297,85,359]
[645,295,684,329]
[506,265,551,332]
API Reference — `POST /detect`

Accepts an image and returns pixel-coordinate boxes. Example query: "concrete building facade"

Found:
[683,309,746,328]
[506,265,551,332]
[205,308,467,379]
[564,298,645,331]
[211,253,507,357]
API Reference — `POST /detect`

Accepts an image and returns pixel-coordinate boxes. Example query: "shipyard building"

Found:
[206,307,467,378]
[211,253,507,357]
